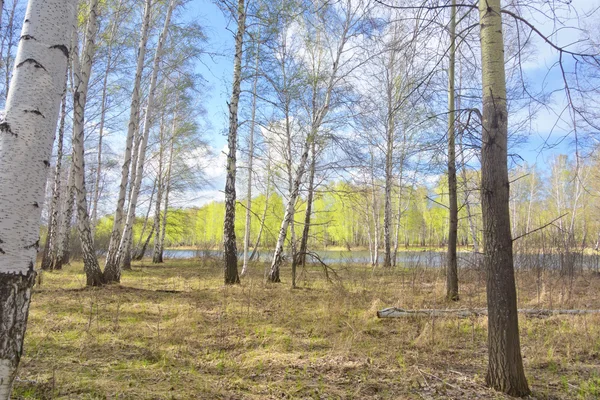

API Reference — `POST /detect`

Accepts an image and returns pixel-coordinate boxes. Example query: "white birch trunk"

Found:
[370,150,379,266]
[104,0,152,276]
[152,113,166,263]
[268,1,351,281]
[71,0,104,286]
[55,163,75,268]
[91,0,123,234]
[41,80,67,271]
[241,30,260,276]
[115,0,176,278]
[223,0,245,285]
[0,0,75,396]
[158,135,175,259]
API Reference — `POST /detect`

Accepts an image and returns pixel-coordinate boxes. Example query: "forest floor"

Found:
[13,258,600,399]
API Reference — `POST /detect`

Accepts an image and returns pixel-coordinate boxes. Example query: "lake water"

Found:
[160,249,600,270]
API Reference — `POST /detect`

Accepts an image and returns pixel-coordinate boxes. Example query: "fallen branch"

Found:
[377,307,600,319]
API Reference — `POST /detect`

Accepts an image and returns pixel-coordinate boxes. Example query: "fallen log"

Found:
[377,307,600,319]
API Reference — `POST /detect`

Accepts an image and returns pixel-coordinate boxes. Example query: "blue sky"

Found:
[183,0,233,151]
[178,0,597,205]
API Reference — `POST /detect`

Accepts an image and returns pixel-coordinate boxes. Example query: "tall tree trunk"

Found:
[104,0,152,277]
[158,116,176,261]
[0,0,74,395]
[370,150,380,267]
[223,0,245,285]
[392,154,405,267]
[113,0,176,281]
[446,0,459,301]
[479,1,529,395]
[118,123,143,271]
[383,94,394,269]
[268,0,349,282]
[71,0,104,286]
[41,82,67,271]
[241,29,260,277]
[91,0,123,235]
[56,164,75,269]
[152,114,166,264]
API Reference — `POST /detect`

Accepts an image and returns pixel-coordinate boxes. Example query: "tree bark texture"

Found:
[90,0,123,235]
[41,83,67,271]
[152,114,166,264]
[479,1,529,396]
[71,0,104,287]
[112,0,175,281]
[104,0,152,278]
[223,0,246,285]
[0,0,75,396]
[446,0,459,301]
[241,30,260,277]
[55,165,75,269]
[293,141,316,287]
[158,121,176,262]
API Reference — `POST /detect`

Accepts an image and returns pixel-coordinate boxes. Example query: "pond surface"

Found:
[159,248,600,270]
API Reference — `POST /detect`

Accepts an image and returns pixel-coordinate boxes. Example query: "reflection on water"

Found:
[158,249,600,270]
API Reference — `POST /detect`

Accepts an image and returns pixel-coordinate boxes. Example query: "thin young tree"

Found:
[446,0,459,301]
[55,164,75,269]
[91,0,125,234]
[104,0,152,279]
[268,0,367,282]
[41,82,67,271]
[114,0,178,280]
[0,0,75,395]
[241,27,260,277]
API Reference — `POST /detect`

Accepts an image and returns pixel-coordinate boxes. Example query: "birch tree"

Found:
[41,80,67,271]
[112,0,177,281]
[268,0,368,282]
[241,28,260,277]
[103,0,152,279]
[55,164,75,269]
[223,0,245,285]
[71,0,104,286]
[91,0,125,234]
[0,0,75,395]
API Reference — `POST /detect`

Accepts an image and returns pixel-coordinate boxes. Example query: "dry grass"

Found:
[12,258,600,399]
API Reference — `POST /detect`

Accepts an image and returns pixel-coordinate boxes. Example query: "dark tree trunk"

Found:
[479,1,529,396]
[446,0,458,301]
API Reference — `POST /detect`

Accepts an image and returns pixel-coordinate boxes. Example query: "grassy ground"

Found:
[12,258,600,399]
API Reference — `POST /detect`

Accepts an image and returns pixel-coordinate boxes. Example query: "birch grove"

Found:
[103,0,152,281]
[1,0,600,397]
